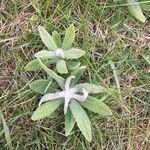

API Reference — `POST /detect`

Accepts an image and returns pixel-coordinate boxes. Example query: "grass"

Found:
[0,0,150,149]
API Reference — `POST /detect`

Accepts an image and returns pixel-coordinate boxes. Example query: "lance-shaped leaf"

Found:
[38,58,65,89]
[141,0,150,12]
[31,99,63,120]
[71,66,87,85]
[52,31,62,47]
[70,100,92,142]
[65,48,85,59]
[48,111,59,119]
[29,79,57,94]
[65,108,75,136]
[80,96,112,116]
[56,59,68,74]
[38,26,57,51]
[74,83,106,94]
[62,24,75,50]
[127,0,146,22]
[25,59,55,71]
[67,61,81,70]
[34,50,56,59]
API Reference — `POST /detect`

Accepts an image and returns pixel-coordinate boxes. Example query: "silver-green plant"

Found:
[26,25,112,142]
[114,0,150,23]
[25,24,85,74]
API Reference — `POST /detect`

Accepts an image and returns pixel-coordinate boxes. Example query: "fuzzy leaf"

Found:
[38,59,65,89]
[140,0,150,11]
[52,31,62,47]
[65,48,85,59]
[56,59,68,74]
[25,59,55,71]
[70,100,92,142]
[74,83,106,94]
[65,109,75,136]
[62,24,75,50]
[67,61,81,70]
[29,79,57,94]
[38,26,57,51]
[31,99,63,120]
[127,0,146,22]
[34,50,55,59]
[48,111,59,119]
[71,66,87,85]
[80,96,112,116]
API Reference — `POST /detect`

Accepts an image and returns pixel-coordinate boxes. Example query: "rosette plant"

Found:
[25,24,85,74]
[30,59,112,142]
[25,24,112,142]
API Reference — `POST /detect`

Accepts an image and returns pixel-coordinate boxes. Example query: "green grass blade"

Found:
[0,109,12,149]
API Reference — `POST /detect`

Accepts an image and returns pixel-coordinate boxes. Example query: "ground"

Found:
[0,0,150,149]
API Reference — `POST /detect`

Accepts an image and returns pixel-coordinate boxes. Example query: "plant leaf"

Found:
[56,59,68,74]
[80,96,112,116]
[29,79,57,94]
[65,108,75,136]
[38,26,57,51]
[140,0,150,11]
[31,99,63,120]
[65,48,85,59]
[74,83,106,94]
[0,110,12,149]
[127,0,146,22]
[48,111,59,119]
[38,58,65,89]
[67,60,81,70]
[25,59,55,71]
[62,24,75,50]
[34,50,56,59]
[69,100,92,142]
[52,31,62,47]
[71,66,87,85]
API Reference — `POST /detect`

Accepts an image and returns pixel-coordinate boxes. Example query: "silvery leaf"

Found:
[74,83,106,94]
[38,58,65,89]
[25,59,55,71]
[29,79,57,94]
[65,48,85,59]
[70,100,92,142]
[34,50,56,59]
[56,59,68,74]
[38,26,57,51]
[80,96,112,116]
[71,66,87,85]
[67,61,81,70]
[127,0,146,22]
[62,24,75,50]
[31,99,63,120]
[52,31,62,47]
[65,109,75,136]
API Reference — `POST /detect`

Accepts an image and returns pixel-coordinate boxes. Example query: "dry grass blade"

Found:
[109,60,130,113]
